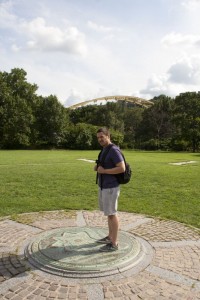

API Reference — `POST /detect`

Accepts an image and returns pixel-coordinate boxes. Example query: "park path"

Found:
[0,210,200,299]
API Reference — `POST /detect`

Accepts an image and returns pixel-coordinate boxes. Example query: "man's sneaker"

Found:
[99,243,118,252]
[96,236,111,244]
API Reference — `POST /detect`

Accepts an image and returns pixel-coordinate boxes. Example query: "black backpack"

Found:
[96,144,132,185]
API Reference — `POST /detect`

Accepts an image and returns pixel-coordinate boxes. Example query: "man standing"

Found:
[95,127,125,251]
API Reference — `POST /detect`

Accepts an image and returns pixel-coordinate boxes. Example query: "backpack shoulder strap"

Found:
[96,143,113,186]
[100,143,113,166]
[119,151,126,165]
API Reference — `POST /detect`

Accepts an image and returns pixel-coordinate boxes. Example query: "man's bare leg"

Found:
[108,216,112,240]
[108,214,119,246]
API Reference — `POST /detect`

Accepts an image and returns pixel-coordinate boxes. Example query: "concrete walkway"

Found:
[0,210,200,299]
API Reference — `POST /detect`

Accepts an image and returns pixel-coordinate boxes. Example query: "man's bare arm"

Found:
[97,161,125,174]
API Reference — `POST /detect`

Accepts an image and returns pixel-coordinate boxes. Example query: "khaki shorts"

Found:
[98,187,120,216]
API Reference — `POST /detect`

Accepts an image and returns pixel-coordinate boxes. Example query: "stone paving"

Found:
[0,210,200,299]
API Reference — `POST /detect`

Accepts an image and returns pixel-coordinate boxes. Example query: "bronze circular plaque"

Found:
[25,227,148,278]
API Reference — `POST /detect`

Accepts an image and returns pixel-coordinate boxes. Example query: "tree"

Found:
[35,95,69,147]
[0,68,38,148]
[1,68,200,151]
[69,102,125,132]
[65,123,98,150]
[173,92,200,152]
[138,95,174,150]
[123,107,144,148]
[0,72,9,146]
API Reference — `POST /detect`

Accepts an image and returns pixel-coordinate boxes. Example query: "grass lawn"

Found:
[0,150,199,229]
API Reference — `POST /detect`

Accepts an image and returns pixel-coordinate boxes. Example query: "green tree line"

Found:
[0,68,200,152]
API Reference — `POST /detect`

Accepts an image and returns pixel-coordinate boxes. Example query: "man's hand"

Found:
[97,166,106,174]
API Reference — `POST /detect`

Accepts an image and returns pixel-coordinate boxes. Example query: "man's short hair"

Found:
[97,127,110,137]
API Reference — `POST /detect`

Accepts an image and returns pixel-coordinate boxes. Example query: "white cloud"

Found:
[87,20,114,32]
[0,1,17,28]
[140,54,200,98]
[64,89,84,107]
[18,17,87,55]
[168,55,200,84]
[140,74,169,98]
[11,44,21,52]
[181,0,200,10]
[1,0,200,105]
[0,2,87,56]
[87,20,121,42]
[161,32,200,47]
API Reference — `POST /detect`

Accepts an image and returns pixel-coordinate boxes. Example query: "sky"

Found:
[1,0,200,107]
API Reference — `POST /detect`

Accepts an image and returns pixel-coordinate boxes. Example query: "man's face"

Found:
[97,132,110,147]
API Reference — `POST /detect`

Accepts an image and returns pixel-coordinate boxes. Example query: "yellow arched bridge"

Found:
[68,95,153,109]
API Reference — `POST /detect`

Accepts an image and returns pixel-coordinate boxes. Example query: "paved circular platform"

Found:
[25,227,147,277]
[0,210,200,299]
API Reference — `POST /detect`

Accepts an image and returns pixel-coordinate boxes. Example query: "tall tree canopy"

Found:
[173,92,200,152]
[0,68,200,152]
[0,68,38,148]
